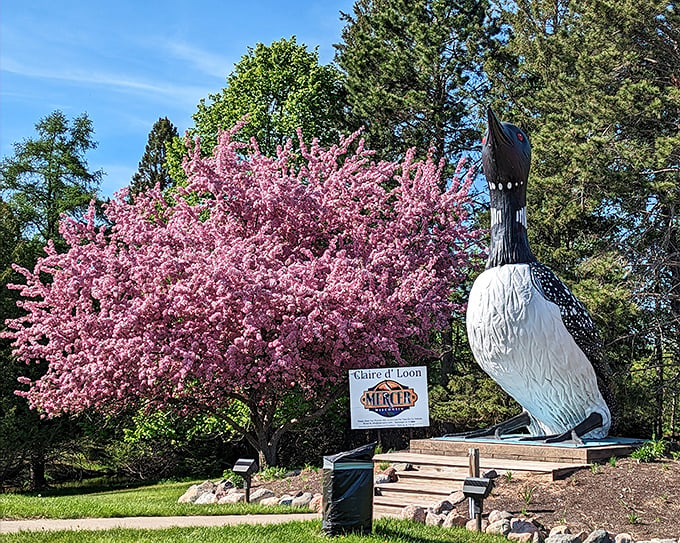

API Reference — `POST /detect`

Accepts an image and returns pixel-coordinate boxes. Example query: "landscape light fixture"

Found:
[233,458,258,502]
[462,476,494,532]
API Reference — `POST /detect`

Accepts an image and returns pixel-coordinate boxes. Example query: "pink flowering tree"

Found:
[6,128,479,467]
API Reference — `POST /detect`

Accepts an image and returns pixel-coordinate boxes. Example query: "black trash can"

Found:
[322,442,376,536]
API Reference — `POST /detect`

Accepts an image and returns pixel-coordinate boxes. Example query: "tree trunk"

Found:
[440,321,454,387]
[29,451,47,490]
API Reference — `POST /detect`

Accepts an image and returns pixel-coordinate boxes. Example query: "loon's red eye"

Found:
[517,132,524,141]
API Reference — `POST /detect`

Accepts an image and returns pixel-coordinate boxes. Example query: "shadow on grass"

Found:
[10,477,166,498]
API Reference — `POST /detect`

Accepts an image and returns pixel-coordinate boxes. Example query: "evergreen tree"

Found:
[334,0,501,170]
[0,111,102,488]
[0,111,101,250]
[129,117,179,199]
[486,0,680,436]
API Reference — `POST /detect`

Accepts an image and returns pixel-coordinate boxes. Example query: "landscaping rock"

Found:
[511,518,539,534]
[489,510,514,524]
[401,505,427,523]
[583,529,612,543]
[197,480,216,491]
[426,511,446,526]
[466,518,489,532]
[430,499,454,514]
[374,473,393,484]
[249,488,275,503]
[214,480,234,499]
[486,519,512,536]
[291,492,313,507]
[448,490,466,505]
[278,494,294,506]
[392,463,413,472]
[218,492,245,504]
[177,485,202,503]
[509,533,536,543]
[383,467,398,482]
[194,492,217,505]
[550,527,573,536]
[613,534,633,543]
[546,534,582,543]
[309,493,323,513]
[483,469,499,479]
[442,513,467,528]
[259,496,280,506]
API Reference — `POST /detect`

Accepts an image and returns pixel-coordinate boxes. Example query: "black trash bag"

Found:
[322,442,377,536]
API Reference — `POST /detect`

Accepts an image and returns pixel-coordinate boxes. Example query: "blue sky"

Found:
[1,0,353,197]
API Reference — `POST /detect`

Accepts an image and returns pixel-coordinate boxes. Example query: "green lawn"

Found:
[0,519,507,543]
[0,480,301,520]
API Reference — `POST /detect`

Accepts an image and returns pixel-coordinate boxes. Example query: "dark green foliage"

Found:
[430,372,521,433]
[0,110,101,249]
[335,0,501,172]
[486,0,680,436]
[0,111,102,489]
[129,117,179,199]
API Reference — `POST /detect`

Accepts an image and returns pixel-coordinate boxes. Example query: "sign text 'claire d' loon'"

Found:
[349,366,429,429]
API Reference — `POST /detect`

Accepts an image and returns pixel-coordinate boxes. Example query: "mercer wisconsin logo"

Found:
[360,379,418,418]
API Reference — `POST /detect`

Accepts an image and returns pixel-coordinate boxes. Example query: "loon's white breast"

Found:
[466,264,611,438]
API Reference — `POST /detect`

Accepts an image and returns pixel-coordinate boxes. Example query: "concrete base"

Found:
[410,436,644,464]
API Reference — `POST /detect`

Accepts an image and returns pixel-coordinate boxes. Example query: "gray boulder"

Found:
[401,505,426,523]
[583,530,612,543]
[291,492,313,507]
[487,519,512,536]
[249,488,275,503]
[194,492,217,505]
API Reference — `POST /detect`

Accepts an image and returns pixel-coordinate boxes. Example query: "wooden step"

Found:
[376,480,458,495]
[394,467,471,483]
[373,491,453,509]
[374,452,586,480]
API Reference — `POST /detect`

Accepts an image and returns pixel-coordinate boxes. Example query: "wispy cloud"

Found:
[158,40,235,79]
[1,57,209,107]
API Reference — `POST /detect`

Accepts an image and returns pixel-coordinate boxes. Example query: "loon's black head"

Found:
[482,107,531,190]
[481,107,535,268]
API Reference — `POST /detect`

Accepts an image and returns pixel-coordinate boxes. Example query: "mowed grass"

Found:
[0,519,507,543]
[0,479,301,520]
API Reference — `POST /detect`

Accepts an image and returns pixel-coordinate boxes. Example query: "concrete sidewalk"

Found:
[0,513,321,534]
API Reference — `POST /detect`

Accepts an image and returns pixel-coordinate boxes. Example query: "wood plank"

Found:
[375,481,458,495]
[374,452,583,473]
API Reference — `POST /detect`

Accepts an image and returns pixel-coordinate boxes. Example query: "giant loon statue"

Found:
[461,107,613,444]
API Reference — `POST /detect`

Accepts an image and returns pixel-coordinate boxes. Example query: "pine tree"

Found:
[486,0,680,436]
[0,111,102,488]
[0,111,101,249]
[335,0,501,170]
[129,117,179,199]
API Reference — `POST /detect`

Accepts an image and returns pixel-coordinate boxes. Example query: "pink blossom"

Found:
[5,129,481,419]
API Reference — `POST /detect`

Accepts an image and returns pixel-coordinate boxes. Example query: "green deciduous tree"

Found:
[167,37,347,182]
[129,117,179,199]
[335,0,501,170]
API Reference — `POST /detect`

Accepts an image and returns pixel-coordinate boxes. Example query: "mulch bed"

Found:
[485,457,680,539]
[252,459,680,539]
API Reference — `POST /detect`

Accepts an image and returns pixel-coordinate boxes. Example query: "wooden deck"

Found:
[410,437,642,463]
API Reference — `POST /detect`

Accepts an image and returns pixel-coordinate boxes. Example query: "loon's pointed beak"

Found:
[486,107,511,147]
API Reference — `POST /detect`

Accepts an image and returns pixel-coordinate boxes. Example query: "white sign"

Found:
[348,366,430,429]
